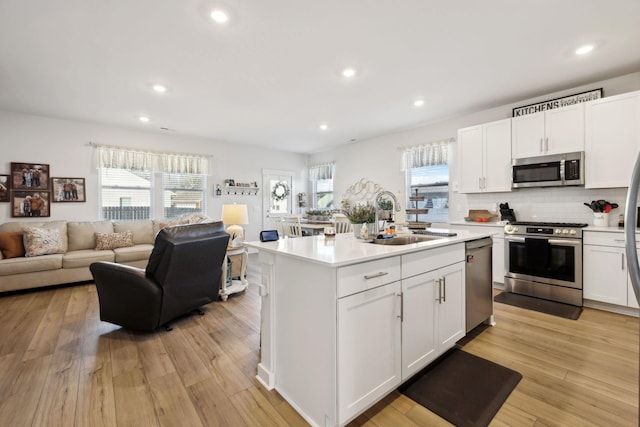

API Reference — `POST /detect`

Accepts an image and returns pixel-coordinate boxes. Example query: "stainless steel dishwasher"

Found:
[465,237,493,332]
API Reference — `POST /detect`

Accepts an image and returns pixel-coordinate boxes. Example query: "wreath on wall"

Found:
[271,181,290,202]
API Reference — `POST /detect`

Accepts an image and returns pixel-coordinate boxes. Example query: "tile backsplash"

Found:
[452,186,631,226]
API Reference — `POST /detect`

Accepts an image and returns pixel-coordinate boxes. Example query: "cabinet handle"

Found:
[545,137,549,152]
[436,278,443,304]
[442,276,446,302]
[364,271,389,280]
[622,253,625,271]
[397,292,404,321]
[483,177,486,189]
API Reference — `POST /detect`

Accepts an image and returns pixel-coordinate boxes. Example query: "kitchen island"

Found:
[245,229,494,427]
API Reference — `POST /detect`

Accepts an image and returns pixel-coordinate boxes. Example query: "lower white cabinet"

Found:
[337,281,402,423]
[337,250,466,424]
[402,262,465,379]
[583,231,640,310]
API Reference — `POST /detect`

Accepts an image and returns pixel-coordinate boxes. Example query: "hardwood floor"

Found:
[0,255,637,426]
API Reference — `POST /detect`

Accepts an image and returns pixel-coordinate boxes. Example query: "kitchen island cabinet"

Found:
[246,231,491,427]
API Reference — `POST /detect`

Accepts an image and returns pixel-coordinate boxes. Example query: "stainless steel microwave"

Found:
[512,151,584,188]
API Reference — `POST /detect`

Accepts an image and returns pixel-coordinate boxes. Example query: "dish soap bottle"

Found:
[361,223,368,239]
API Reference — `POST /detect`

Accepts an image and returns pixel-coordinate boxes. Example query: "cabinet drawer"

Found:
[583,231,638,248]
[338,256,401,298]
[402,243,465,279]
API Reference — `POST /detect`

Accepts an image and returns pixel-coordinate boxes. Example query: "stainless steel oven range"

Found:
[504,221,588,306]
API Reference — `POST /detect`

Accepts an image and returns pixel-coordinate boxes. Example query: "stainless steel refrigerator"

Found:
[625,154,640,413]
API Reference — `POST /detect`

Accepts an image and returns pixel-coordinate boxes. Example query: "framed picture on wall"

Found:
[0,175,9,202]
[11,191,50,217]
[10,162,50,191]
[51,177,86,202]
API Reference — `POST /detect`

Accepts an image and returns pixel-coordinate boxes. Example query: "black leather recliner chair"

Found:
[90,222,230,331]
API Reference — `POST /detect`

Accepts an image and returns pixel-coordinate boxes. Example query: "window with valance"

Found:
[309,162,334,209]
[402,139,452,223]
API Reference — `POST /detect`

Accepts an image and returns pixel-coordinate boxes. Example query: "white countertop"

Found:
[245,229,494,268]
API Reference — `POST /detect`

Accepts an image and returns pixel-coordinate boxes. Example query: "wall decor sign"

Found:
[10,162,50,191]
[51,177,86,202]
[512,88,603,117]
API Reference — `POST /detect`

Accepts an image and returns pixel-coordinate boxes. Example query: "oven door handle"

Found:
[547,239,581,247]
[505,236,525,242]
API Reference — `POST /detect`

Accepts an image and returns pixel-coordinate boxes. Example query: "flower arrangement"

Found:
[341,200,376,224]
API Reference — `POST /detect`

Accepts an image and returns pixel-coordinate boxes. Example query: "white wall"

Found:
[310,71,640,226]
[0,111,308,241]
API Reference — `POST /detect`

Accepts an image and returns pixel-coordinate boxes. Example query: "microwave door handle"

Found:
[559,159,565,182]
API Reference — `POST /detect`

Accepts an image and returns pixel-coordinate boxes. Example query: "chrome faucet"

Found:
[374,191,401,234]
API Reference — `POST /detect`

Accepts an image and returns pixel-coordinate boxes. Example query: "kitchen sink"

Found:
[370,235,444,245]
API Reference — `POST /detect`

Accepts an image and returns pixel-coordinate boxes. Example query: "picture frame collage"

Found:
[2,162,86,218]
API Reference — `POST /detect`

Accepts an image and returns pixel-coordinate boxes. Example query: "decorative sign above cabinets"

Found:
[512,88,603,117]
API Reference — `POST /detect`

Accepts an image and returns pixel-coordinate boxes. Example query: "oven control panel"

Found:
[504,224,580,237]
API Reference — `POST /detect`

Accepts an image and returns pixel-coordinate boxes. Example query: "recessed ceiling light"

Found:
[575,44,594,55]
[341,67,357,78]
[319,123,329,131]
[413,99,425,107]
[210,9,229,23]
[139,116,150,123]
[152,84,167,93]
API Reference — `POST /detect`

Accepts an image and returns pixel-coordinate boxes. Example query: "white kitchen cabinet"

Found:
[458,118,512,193]
[585,90,640,189]
[401,244,465,380]
[583,231,640,310]
[511,103,584,158]
[338,281,402,423]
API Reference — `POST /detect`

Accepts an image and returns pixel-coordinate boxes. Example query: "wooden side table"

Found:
[220,246,248,301]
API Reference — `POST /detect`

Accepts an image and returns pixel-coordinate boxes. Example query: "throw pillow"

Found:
[0,232,26,259]
[22,226,65,257]
[95,231,134,250]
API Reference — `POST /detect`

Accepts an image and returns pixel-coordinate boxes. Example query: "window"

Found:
[163,172,205,218]
[406,164,449,223]
[309,162,334,209]
[100,168,152,220]
[95,144,208,220]
[403,140,451,224]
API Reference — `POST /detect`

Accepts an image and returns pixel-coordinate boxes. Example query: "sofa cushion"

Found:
[113,244,154,263]
[22,226,65,257]
[0,232,26,259]
[63,249,115,269]
[68,221,114,251]
[0,221,68,252]
[114,220,154,245]
[95,231,134,250]
[0,254,63,276]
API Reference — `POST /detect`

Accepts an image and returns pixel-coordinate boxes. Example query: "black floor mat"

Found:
[494,291,582,320]
[400,348,522,427]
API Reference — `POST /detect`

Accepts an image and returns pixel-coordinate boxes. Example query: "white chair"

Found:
[333,214,352,234]
[281,216,303,237]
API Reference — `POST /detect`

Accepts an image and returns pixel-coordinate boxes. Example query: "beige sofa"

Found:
[0,219,164,293]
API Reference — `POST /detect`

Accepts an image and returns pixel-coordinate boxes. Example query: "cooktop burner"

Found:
[509,221,589,228]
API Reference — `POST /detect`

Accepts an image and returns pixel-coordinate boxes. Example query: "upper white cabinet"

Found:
[458,118,512,193]
[511,103,585,158]
[585,90,640,189]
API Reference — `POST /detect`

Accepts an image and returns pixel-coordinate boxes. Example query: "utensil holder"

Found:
[593,212,609,227]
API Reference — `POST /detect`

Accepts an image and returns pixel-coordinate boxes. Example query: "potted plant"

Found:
[341,200,376,238]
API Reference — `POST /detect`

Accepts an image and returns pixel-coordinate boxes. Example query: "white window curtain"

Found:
[401,138,453,170]
[309,162,334,180]
[93,143,209,174]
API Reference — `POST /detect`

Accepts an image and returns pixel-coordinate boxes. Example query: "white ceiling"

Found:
[1,0,639,154]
